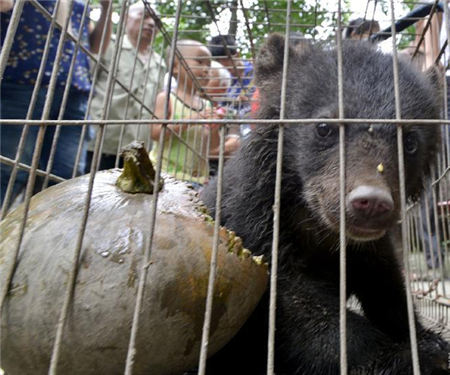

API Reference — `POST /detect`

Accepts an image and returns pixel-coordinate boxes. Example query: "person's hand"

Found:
[214,107,227,119]
[189,111,207,121]
[206,122,221,133]
[191,108,220,120]
[238,94,249,102]
[224,136,240,154]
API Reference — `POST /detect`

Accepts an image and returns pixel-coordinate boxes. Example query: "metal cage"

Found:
[0,0,449,374]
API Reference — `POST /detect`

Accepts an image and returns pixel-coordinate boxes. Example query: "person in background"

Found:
[150,40,221,188]
[208,34,255,137]
[206,60,240,176]
[88,2,166,170]
[344,18,380,40]
[0,0,111,207]
[205,60,231,104]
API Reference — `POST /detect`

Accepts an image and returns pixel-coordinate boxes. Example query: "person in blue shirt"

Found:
[208,34,255,137]
[0,0,111,207]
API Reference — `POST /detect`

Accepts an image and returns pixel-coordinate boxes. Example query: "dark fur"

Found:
[201,35,448,374]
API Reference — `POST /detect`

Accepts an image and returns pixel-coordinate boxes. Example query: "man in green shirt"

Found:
[88,2,166,170]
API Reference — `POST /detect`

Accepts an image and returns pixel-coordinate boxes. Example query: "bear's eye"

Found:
[316,123,332,138]
[404,132,418,154]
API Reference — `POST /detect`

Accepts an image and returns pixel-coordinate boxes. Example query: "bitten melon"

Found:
[0,143,268,375]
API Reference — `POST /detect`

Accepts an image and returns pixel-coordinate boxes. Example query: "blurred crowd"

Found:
[0,1,259,206]
[0,1,447,202]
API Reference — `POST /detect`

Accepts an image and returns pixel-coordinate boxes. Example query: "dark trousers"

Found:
[1,82,90,205]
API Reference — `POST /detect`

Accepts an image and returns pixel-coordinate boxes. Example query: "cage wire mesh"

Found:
[0,0,449,374]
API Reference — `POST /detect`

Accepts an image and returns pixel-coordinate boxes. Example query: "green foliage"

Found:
[156,0,212,43]
[398,24,416,50]
[398,2,417,51]
[231,0,327,57]
[90,0,121,6]
[151,0,350,59]
[89,1,353,60]
[373,1,417,51]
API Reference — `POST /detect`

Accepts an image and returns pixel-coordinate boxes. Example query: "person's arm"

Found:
[151,92,216,142]
[206,122,221,156]
[224,135,241,154]
[151,91,172,141]
[224,124,241,154]
[157,57,167,92]
[207,109,239,157]
[0,0,14,12]
[209,132,240,157]
[89,1,112,55]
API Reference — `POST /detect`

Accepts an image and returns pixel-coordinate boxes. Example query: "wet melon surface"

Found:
[0,163,267,374]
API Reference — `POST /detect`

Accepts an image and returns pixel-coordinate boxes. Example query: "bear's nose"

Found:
[347,185,394,218]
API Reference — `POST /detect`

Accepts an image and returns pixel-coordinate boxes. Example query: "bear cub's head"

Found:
[255,33,442,242]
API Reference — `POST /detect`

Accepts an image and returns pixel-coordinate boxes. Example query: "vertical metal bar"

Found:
[239,0,256,58]
[442,73,448,173]
[418,198,432,294]
[176,73,190,181]
[197,61,213,178]
[43,0,89,188]
[369,1,380,38]
[0,0,25,80]
[336,0,347,373]
[262,0,272,30]
[413,207,427,292]
[204,1,244,93]
[138,26,166,152]
[34,0,72,156]
[431,181,446,291]
[0,0,63,320]
[124,2,183,373]
[48,2,129,373]
[0,0,25,338]
[197,123,226,375]
[411,209,425,290]
[312,0,318,42]
[444,0,450,179]
[128,15,159,156]
[120,4,147,144]
[95,5,129,173]
[389,1,421,373]
[6,0,75,369]
[182,81,196,182]
[164,97,176,174]
[406,212,415,294]
[129,4,149,139]
[438,180,449,287]
[71,0,113,178]
[72,2,121,178]
[446,2,450,83]
[0,0,62,218]
[267,1,291,374]
[361,0,371,31]
[424,186,438,278]
[411,0,440,60]
[203,102,213,179]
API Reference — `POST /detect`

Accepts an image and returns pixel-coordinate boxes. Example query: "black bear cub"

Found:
[201,34,449,374]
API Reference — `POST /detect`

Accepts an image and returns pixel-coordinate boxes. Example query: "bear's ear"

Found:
[424,64,444,104]
[255,33,293,85]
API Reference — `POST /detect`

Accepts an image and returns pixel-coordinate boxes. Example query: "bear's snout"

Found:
[344,185,396,240]
[347,185,394,219]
